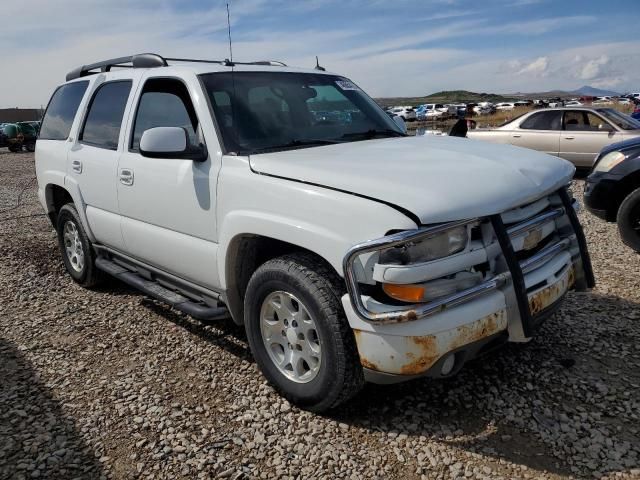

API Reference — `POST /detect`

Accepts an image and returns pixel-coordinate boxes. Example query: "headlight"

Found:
[593,151,625,173]
[379,226,468,265]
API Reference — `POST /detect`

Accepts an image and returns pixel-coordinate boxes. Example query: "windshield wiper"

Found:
[341,128,406,140]
[249,138,341,154]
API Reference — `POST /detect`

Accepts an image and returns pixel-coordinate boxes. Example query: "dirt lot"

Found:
[1,151,639,480]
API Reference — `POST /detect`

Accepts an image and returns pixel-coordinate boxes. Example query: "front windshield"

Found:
[200,71,404,154]
[598,108,640,130]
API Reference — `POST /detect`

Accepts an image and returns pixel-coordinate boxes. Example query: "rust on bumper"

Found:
[528,266,574,316]
[353,309,507,375]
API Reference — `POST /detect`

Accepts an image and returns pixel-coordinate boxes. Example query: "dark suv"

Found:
[584,137,640,251]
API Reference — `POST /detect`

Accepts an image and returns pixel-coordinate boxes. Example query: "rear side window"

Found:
[520,111,562,130]
[80,81,132,150]
[39,81,89,140]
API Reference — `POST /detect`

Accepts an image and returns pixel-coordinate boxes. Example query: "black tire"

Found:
[8,144,21,153]
[244,253,364,411]
[56,203,104,287]
[617,187,640,252]
[25,142,35,152]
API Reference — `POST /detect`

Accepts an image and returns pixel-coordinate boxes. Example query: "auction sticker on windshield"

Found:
[336,80,359,91]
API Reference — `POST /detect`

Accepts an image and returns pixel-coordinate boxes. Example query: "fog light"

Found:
[441,354,456,375]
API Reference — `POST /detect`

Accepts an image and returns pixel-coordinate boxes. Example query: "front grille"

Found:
[500,190,576,292]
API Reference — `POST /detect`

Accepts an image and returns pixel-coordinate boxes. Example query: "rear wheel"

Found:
[617,187,640,252]
[25,142,35,152]
[56,203,104,287]
[8,144,21,152]
[244,253,364,411]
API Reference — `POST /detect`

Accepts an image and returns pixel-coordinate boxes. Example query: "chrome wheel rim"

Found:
[63,220,84,273]
[260,291,322,383]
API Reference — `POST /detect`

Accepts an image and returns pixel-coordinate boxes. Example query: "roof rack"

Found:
[66,53,289,81]
[66,53,167,81]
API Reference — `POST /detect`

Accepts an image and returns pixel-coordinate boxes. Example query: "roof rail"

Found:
[66,53,167,81]
[66,54,289,81]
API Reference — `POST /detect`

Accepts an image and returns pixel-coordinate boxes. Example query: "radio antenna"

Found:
[315,56,326,71]
[225,2,234,66]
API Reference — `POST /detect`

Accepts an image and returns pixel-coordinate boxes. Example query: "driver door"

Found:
[116,75,222,290]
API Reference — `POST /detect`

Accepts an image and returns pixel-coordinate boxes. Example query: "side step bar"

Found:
[96,257,230,322]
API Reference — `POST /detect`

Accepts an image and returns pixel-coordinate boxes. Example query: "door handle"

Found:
[512,134,521,138]
[119,168,134,186]
[71,160,82,174]
[564,136,575,140]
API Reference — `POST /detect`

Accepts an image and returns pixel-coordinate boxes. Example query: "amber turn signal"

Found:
[382,283,425,303]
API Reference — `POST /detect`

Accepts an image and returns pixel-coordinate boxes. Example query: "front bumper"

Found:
[584,172,623,221]
[342,188,594,382]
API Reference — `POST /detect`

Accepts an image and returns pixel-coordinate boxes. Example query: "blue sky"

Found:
[1,0,638,107]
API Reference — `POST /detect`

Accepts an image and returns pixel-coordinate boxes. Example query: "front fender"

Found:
[215,156,418,290]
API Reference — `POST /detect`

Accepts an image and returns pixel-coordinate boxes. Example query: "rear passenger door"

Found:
[67,75,137,250]
[510,110,561,157]
[117,76,221,290]
[559,110,624,167]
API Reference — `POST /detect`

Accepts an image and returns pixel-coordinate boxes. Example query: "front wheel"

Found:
[244,253,364,411]
[617,187,640,252]
[8,144,21,152]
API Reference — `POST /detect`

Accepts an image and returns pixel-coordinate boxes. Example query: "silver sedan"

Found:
[468,107,640,168]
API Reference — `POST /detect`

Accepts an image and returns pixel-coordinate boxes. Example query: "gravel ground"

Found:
[0,151,639,480]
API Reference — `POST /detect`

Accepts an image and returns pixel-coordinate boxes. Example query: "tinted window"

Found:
[202,71,402,155]
[131,79,198,151]
[520,111,562,130]
[39,81,89,140]
[80,81,132,149]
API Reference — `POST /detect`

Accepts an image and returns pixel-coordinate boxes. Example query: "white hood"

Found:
[249,135,575,224]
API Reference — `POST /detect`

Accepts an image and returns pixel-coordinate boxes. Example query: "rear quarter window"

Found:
[39,81,89,140]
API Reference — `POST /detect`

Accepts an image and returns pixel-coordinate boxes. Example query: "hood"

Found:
[249,136,575,224]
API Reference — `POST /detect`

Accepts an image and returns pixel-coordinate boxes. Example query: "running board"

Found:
[96,257,230,321]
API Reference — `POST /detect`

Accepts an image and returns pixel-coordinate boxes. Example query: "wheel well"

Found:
[45,184,73,226]
[224,235,341,326]
[609,171,640,220]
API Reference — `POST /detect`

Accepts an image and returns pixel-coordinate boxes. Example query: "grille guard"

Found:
[342,188,594,329]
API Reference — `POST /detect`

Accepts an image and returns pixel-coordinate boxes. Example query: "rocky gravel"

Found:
[0,151,639,480]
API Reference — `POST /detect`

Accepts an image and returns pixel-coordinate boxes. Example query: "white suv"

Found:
[35,53,594,411]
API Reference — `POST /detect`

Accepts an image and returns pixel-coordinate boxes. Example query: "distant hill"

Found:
[571,85,620,97]
[375,85,623,108]
[375,90,512,107]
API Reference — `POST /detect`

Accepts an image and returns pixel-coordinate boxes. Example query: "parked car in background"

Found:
[389,106,416,122]
[618,98,632,106]
[495,102,515,111]
[1,122,38,152]
[584,137,640,251]
[631,106,640,121]
[564,101,583,107]
[467,107,640,168]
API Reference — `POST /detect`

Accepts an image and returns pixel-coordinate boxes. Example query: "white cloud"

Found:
[579,55,609,80]
[515,57,549,76]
